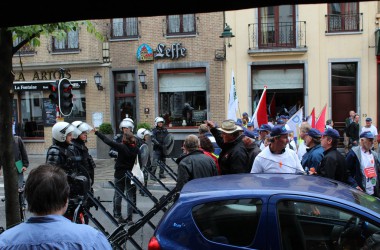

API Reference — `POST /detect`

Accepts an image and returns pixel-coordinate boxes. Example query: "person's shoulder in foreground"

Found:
[0,214,112,249]
[0,164,112,249]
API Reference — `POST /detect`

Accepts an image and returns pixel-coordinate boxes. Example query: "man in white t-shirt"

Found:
[345,131,380,197]
[251,125,304,174]
[361,117,378,151]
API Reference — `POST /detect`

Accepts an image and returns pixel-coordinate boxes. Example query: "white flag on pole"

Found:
[287,106,303,139]
[227,70,238,121]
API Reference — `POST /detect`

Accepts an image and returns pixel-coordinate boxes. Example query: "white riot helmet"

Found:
[119,117,134,131]
[71,121,93,139]
[154,117,165,127]
[52,122,78,142]
[137,128,152,139]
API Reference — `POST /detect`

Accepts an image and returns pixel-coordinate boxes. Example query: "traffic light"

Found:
[58,78,73,116]
[49,81,59,105]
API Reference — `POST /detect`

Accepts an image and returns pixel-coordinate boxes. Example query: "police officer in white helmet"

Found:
[151,117,170,179]
[136,128,152,195]
[71,121,96,185]
[109,117,134,158]
[46,122,80,170]
[46,121,87,220]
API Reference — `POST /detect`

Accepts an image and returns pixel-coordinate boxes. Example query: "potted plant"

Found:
[137,122,152,130]
[96,122,114,159]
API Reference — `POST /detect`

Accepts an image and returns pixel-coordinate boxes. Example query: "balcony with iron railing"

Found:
[248,21,307,56]
[325,13,363,34]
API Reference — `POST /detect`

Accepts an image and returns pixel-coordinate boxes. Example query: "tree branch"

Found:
[12,32,39,55]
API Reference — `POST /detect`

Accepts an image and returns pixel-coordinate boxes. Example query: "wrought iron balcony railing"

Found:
[248,21,307,50]
[325,13,363,33]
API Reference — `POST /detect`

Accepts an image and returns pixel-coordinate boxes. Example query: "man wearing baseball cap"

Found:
[256,124,272,150]
[345,131,380,197]
[251,125,304,174]
[361,117,378,151]
[206,119,249,174]
[319,128,347,182]
[301,128,324,173]
[241,112,249,127]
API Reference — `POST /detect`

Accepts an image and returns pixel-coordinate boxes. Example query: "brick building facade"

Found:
[12,13,226,157]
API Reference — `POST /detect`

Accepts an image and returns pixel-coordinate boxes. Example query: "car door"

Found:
[268,194,380,250]
[189,197,269,249]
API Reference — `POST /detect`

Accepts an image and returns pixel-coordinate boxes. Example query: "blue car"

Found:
[148,174,380,250]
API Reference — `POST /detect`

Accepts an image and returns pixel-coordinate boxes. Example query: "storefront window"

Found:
[158,71,207,127]
[20,91,44,138]
[64,88,86,123]
[18,88,86,139]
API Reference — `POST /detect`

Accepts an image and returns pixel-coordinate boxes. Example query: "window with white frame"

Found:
[13,34,34,55]
[111,18,138,39]
[327,2,360,32]
[167,14,196,36]
[52,30,79,52]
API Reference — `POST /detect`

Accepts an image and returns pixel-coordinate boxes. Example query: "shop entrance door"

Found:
[114,72,136,133]
[331,62,357,145]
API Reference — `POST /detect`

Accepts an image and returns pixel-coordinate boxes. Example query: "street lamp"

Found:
[219,23,235,48]
[139,70,147,89]
[94,72,103,91]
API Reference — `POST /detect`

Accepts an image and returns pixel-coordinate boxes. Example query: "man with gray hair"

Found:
[175,134,218,191]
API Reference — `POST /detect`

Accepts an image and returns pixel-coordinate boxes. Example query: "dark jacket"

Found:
[210,128,249,174]
[46,140,78,172]
[301,144,324,171]
[245,140,261,170]
[319,147,347,183]
[95,131,138,179]
[1,136,29,171]
[346,146,380,197]
[175,150,218,191]
[151,127,169,151]
[345,117,353,134]
[13,136,29,168]
[72,138,96,185]
[348,122,359,143]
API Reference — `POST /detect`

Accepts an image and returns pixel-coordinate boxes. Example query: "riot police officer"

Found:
[71,121,96,185]
[46,122,90,222]
[151,117,170,179]
[136,128,152,195]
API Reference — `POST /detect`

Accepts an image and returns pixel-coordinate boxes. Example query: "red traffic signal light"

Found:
[58,78,73,116]
[49,81,59,104]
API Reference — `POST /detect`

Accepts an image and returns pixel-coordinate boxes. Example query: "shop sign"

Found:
[136,43,154,62]
[13,80,87,91]
[155,43,186,60]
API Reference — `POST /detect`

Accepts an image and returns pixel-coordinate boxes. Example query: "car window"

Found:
[192,198,262,246]
[277,200,380,250]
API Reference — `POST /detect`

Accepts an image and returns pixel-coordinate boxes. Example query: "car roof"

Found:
[180,174,380,213]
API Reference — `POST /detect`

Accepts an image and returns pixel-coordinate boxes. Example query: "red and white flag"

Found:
[307,108,316,128]
[250,87,268,128]
[315,104,327,133]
